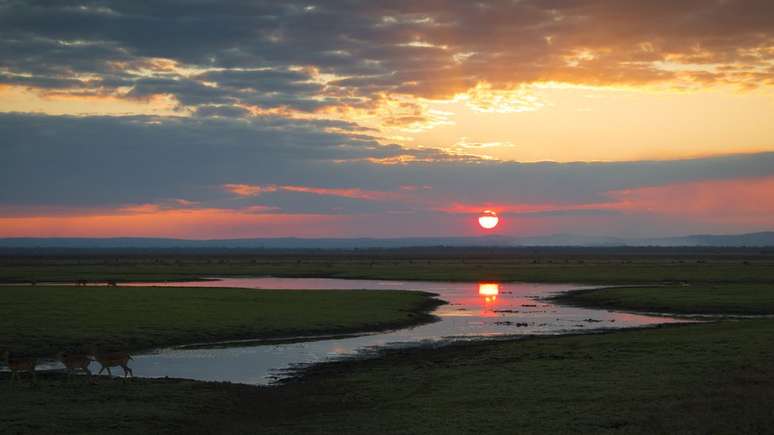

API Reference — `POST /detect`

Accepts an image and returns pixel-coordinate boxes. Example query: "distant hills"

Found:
[1,231,773,249]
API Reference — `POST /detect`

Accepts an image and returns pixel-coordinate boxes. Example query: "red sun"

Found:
[478,210,499,230]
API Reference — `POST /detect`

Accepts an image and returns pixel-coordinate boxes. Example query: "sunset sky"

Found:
[1,0,773,238]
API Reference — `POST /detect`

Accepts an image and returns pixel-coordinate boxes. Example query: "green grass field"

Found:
[241,319,774,434]
[552,283,774,315]
[2,250,774,284]
[224,281,774,433]
[0,286,442,355]
[4,310,774,433]
[3,254,774,434]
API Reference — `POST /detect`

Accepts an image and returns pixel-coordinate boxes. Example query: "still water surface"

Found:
[109,278,686,385]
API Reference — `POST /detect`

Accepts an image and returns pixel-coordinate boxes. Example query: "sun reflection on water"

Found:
[479,282,499,305]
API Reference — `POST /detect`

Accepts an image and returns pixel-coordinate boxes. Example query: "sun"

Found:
[478,210,499,230]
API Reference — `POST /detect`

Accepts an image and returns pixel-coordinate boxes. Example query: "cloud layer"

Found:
[1,1,773,237]
[2,0,773,121]
[1,113,773,236]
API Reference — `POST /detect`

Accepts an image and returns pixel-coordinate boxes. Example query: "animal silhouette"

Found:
[90,348,133,378]
[1,351,37,384]
[58,352,93,380]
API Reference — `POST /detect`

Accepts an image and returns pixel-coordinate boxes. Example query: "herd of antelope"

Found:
[1,348,133,384]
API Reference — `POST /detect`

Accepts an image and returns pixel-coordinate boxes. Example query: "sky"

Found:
[1,0,773,238]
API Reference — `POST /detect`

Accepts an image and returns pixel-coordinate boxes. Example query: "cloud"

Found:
[1,112,773,226]
[1,0,772,122]
[437,175,774,224]
[194,105,252,118]
[0,112,461,207]
[0,208,345,238]
[223,184,278,197]
[605,175,774,219]
[224,183,419,201]
[1,2,772,237]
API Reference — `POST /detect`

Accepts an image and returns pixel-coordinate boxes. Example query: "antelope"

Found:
[90,348,133,378]
[1,350,37,384]
[57,352,93,380]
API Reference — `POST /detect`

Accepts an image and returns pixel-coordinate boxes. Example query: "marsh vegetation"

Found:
[2,249,774,434]
[2,247,773,284]
[0,286,441,356]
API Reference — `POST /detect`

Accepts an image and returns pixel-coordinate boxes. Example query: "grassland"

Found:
[0,286,442,355]
[553,283,774,315]
[5,317,774,433]
[243,319,774,434]
[0,376,246,434]
[3,251,774,434]
[2,247,774,284]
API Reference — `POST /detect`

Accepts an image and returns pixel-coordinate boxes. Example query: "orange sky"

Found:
[2,176,772,238]
[1,1,773,238]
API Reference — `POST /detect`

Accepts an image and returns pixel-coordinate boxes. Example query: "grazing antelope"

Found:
[1,350,37,384]
[90,348,133,378]
[57,352,92,380]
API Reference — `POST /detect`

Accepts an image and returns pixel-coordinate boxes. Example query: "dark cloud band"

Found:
[2,113,772,215]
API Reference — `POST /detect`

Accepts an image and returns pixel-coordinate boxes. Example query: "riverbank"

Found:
[231,282,774,433]
[246,319,774,434]
[5,318,773,434]
[551,283,774,315]
[0,286,443,356]
[3,276,774,433]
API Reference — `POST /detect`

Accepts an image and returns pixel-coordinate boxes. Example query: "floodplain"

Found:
[2,247,774,434]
